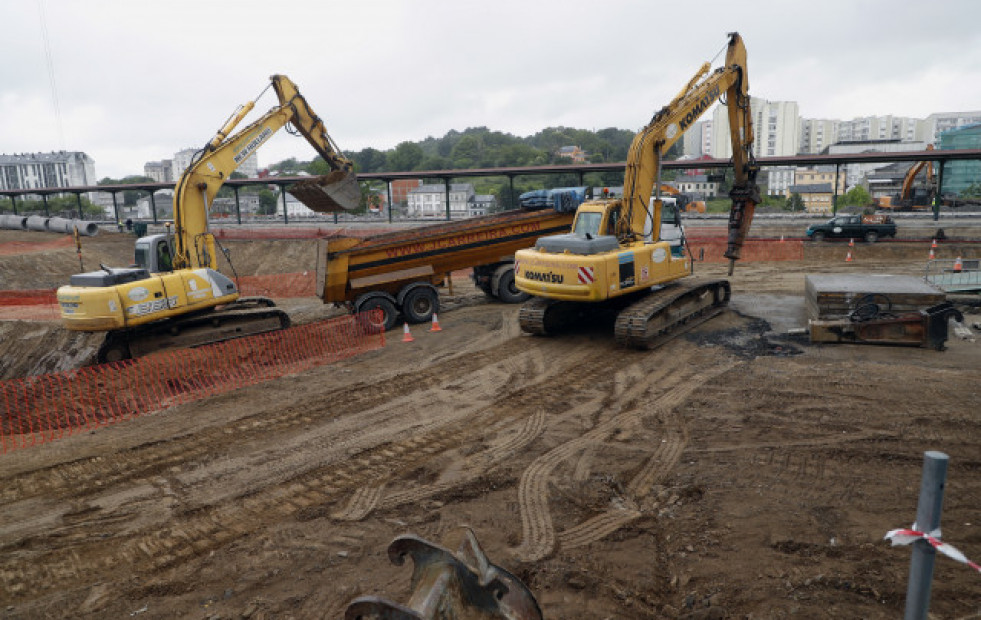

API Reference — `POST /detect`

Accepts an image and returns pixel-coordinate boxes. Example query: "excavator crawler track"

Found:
[614,279,730,349]
[97,300,291,363]
[518,296,580,336]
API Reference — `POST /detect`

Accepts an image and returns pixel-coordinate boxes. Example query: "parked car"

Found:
[805,214,897,243]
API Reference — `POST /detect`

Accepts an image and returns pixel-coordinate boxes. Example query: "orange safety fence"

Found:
[686,237,804,263]
[0,311,385,454]
[0,289,57,306]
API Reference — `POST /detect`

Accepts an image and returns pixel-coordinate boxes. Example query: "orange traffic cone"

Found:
[780,235,785,243]
[929,248,935,260]
[845,251,853,262]
[931,238,938,249]
[848,238,854,247]
[954,257,963,272]
[429,313,442,332]
[402,323,414,342]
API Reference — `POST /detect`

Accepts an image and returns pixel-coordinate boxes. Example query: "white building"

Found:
[407,183,476,219]
[925,111,981,146]
[799,119,840,155]
[711,98,799,159]
[0,151,97,190]
[674,175,720,199]
[837,115,924,144]
[171,148,198,180]
[144,159,174,183]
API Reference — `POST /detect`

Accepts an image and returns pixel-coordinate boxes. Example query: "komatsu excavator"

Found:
[57,75,359,363]
[514,32,759,348]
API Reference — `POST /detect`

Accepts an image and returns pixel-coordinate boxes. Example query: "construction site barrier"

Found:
[0,311,385,454]
[687,237,804,263]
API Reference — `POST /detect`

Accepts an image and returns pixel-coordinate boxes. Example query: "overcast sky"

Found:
[3,0,980,180]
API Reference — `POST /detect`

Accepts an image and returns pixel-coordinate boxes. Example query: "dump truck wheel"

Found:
[495,269,529,304]
[401,286,439,324]
[811,232,825,242]
[356,296,399,331]
[865,230,878,243]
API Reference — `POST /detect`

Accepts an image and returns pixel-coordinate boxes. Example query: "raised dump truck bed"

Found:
[316,208,573,330]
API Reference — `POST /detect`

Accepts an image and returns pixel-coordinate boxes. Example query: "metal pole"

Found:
[75,192,82,218]
[281,184,289,225]
[387,180,394,223]
[444,178,451,221]
[832,163,840,215]
[234,186,242,225]
[509,175,515,210]
[150,190,158,224]
[933,161,945,222]
[111,191,120,225]
[42,194,50,217]
[10,195,16,216]
[904,450,949,620]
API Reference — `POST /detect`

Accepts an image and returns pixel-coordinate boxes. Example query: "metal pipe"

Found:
[904,451,949,620]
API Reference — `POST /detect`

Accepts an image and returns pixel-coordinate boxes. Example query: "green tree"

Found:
[961,182,981,199]
[788,192,804,212]
[98,175,157,206]
[451,135,482,169]
[387,142,424,171]
[839,185,871,208]
[257,188,278,214]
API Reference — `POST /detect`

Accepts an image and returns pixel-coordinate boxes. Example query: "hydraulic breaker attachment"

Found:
[344,528,543,620]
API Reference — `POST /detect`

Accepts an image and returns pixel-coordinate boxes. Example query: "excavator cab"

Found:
[134,235,175,274]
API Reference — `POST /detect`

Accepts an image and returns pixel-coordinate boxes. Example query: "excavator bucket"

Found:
[289,169,360,213]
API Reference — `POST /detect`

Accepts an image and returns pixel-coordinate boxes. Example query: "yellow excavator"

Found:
[514,32,759,348]
[57,75,359,363]
[876,144,936,211]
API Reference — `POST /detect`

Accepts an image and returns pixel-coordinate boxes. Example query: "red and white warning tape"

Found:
[885,527,981,574]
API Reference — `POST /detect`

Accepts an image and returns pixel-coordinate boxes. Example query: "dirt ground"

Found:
[1,227,980,619]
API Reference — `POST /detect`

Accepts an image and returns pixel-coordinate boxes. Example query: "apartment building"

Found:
[144,160,174,183]
[0,151,97,190]
[787,183,833,214]
[799,119,839,154]
[711,98,799,159]
[674,175,720,199]
[837,115,925,143]
[925,111,981,146]
[795,166,847,195]
[407,183,476,218]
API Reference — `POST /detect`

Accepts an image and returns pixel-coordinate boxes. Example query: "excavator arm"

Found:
[172,74,357,270]
[619,32,758,274]
[900,144,935,201]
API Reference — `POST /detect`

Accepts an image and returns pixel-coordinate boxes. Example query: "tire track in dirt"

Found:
[513,347,738,561]
[357,408,549,518]
[0,337,603,603]
[0,335,543,506]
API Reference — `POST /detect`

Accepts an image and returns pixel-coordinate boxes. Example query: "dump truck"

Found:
[316,206,577,331]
